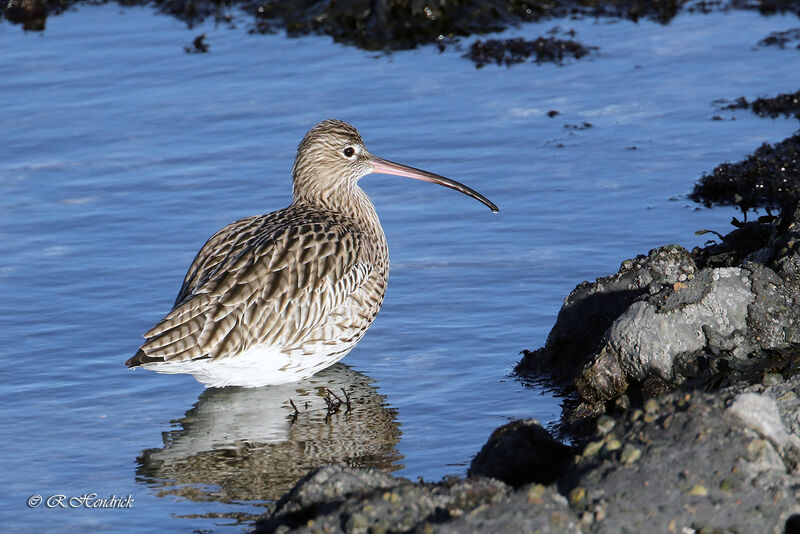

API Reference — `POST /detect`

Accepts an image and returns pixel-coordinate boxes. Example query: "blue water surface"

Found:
[2,5,800,531]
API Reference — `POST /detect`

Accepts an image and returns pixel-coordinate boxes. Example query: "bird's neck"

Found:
[293,185,384,236]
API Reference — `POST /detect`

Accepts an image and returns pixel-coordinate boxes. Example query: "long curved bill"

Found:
[370,156,499,213]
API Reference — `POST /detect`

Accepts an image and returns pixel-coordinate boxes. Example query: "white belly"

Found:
[141,342,356,388]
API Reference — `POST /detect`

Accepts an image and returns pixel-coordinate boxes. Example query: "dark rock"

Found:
[433,485,581,533]
[561,383,800,533]
[518,199,800,434]
[787,514,800,534]
[468,419,574,487]
[465,36,597,68]
[254,465,512,533]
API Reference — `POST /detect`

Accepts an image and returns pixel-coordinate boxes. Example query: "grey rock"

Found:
[519,199,800,427]
[433,485,581,534]
[563,383,800,534]
[255,465,511,533]
[519,244,697,375]
[728,392,800,452]
[605,266,752,383]
[271,465,399,516]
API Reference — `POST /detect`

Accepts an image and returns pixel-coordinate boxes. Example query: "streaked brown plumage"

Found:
[126,119,498,387]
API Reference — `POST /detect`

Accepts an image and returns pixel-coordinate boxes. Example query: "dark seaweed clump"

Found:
[4,0,70,30]
[693,88,800,211]
[689,132,800,210]
[2,0,782,50]
[184,33,210,53]
[751,89,800,119]
[729,0,800,16]
[248,0,557,50]
[465,36,597,67]
[721,89,800,120]
[758,27,800,48]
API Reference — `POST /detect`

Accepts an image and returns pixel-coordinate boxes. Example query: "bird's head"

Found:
[291,119,498,213]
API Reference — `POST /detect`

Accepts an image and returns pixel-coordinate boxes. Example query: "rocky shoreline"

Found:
[251,86,800,532]
[255,384,800,533]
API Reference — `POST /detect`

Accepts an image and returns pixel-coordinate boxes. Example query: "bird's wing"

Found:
[127,210,374,366]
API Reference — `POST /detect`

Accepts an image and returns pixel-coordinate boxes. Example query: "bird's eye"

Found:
[343,147,355,158]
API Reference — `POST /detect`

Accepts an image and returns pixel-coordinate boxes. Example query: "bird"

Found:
[126,119,498,388]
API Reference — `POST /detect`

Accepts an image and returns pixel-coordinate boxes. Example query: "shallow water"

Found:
[2,6,800,531]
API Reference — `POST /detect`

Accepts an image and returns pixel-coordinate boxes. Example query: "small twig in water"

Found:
[288,398,300,424]
[323,389,341,414]
[340,388,352,413]
[326,388,344,404]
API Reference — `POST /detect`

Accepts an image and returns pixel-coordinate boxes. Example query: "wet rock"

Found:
[518,199,800,433]
[561,383,800,533]
[433,485,581,534]
[517,244,697,377]
[254,465,512,533]
[468,419,574,487]
[257,376,800,533]
[465,37,597,68]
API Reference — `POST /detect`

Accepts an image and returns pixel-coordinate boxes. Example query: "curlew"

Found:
[126,119,498,387]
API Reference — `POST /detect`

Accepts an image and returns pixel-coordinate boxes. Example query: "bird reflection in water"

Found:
[135,364,402,522]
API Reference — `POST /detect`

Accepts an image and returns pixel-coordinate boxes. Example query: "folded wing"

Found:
[126,209,372,367]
